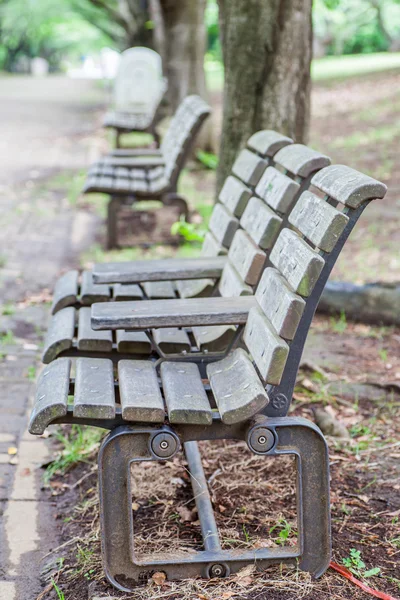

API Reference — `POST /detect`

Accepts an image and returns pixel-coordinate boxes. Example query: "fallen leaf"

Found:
[171,477,185,486]
[7,447,17,455]
[219,505,226,513]
[132,502,140,511]
[152,572,166,586]
[177,506,196,522]
[9,457,18,465]
[221,593,235,599]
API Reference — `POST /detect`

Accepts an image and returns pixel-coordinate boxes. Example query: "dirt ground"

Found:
[0,71,399,600]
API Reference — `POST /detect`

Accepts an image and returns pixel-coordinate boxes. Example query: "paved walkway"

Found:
[0,76,106,599]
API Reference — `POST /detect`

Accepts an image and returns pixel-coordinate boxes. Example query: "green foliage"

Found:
[52,580,65,600]
[171,218,206,243]
[269,518,294,546]
[196,150,219,170]
[343,548,381,578]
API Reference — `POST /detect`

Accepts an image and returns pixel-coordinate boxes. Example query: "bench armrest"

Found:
[91,296,257,330]
[92,256,227,284]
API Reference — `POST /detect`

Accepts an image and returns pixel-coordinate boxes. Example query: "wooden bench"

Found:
[85,95,211,248]
[44,131,330,364]
[103,47,167,147]
[30,155,386,590]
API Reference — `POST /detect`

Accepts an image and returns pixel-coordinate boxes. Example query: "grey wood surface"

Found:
[219,262,252,298]
[118,360,164,422]
[274,144,331,177]
[143,280,176,299]
[207,348,269,424]
[80,271,110,305]
[243,306,289,384]
[77,307,113,352]
[240,196,282,249]
[192,324,235,352]
[113,283,143,300]
[200,232,227,257]
[51,270,78,314]
[153,327,191,353]
[218,175,252,217]
[93,256,226,284]
[269,228,325,297]
[176,278,215,299]
[91,295,257,330]
[311,164,387,208]
[255,167,300,214]
[208,203,239,248]
[160,362,212,424]
[231,149,268,186]
[73,358,115,419]
[29,358,71,434]
[43,306,75,363]
[247,130,293,158]
[227,230,266,286]
[116,330,152,354]
[255,267,306,340]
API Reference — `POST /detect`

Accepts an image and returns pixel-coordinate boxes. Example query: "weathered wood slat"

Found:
[192,325,236,352]
[219,263,252,297]
[73,358,115,419]
[116,330,152,354]
[80,271,111,305]
[247,130,293,158]
[91,296,257,331]
[269,229,325,297]
[29,358,71,434]
[274,144,331,177]
[208,203,239,248]
[200,232,227,257]
[207,348,269,424]
[227,230,266,286]
[255,167,300,214]
[255,268,306,340]
[218,176,252,217]
[93,257,226,284]
[77,307,113,352]
[289,191,349,252]
[243,307,289,384]
[51,270,79,314]
[161,362,212,425]
[176,278,215,299]
[231,149,268,186]
[311,164,387,208]
[118,360,164,422]
[143,281,176,299]
[240,196,282,249]
[113,283,143,300]
[42,307,75,363]
[153,328,191,353]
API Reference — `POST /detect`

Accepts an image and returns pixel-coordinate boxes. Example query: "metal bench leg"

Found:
[162,192,190,222]
[98,418,331,592]
[107,196,121,249]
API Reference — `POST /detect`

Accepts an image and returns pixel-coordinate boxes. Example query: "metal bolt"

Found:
[151,432,179,459]
[160,440,169,450]
[248,426,275,454]
[258,435,267,444]
[209,563,225,578]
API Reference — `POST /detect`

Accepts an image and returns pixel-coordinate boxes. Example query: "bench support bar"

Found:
[98,417,331,592]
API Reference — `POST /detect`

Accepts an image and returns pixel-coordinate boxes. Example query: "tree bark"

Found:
[217,0,313,190]
[158,0,214,151]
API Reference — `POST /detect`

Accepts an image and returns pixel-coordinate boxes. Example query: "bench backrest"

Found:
[159,95,211,188]
[239,164,387,415]
[114,47,166,115]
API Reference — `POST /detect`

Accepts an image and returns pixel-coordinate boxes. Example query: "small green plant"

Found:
[342,548,380,578]
[196,150,219,170]
[269,518,293,546]
[330,310,347,333]
[52,580,65,600]
[378,348,388,362]
[171,218,206,243]
[0,330,15,345]
[242,524,252,544]
[1,303,15,316]
[27,365,36,382]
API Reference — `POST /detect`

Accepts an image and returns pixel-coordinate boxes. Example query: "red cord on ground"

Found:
[329,562,400,600]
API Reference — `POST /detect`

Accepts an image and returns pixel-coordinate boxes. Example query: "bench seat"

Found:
[103,111,154,132]
[29,348,269,434]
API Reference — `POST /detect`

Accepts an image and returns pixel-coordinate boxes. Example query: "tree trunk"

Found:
[217,0,313,190]
[158,0,215,151]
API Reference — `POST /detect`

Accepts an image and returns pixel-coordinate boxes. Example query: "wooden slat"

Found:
[274,144,331,177]
[161,362,212,425]
[113,283,143,300]
[80,271,111,305]
[92,296,257,331]
[116,330,152,354]
[219,263,252,297]
[269,229,325,297]
[42,307,75,364]
[227,230,266,286]
[207,348,269,424]
[218,175,252,217]
[208,203,239,248]
[247,130,293,158]
[29,358,70,434]
[118,360,164,422]
[243,307,289,384]
[143,281,176,299]
[176,278,215,299]
[289,191,349,252]
[77,307,113,352]
[153,328,191,353]
[192,325,236,352]
[255,268,306,340]
[240,196,282,249]
[255,167,300,214]
[311,164,387,208]
[231,149,268,186]
[74,358,115,419]
[201,232,227,257]
[51,270,78,314]
[93,257,226,284]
